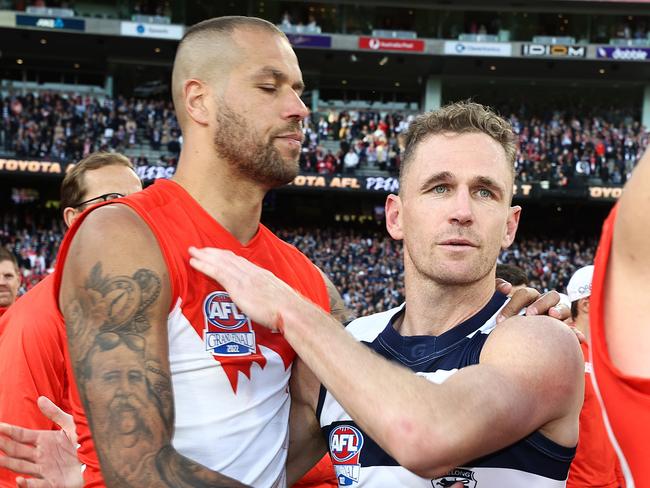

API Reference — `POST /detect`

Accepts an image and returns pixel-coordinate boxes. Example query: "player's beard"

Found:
[213,101,301,188]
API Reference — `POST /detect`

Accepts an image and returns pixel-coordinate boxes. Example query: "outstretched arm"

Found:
[61,206,247,488]
[189,247,583,478]
[605,148,650,376]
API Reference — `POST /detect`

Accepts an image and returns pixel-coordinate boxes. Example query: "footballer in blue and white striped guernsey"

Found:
[318,292,576,488]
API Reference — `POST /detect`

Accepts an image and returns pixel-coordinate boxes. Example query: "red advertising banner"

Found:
[358,36,425,52]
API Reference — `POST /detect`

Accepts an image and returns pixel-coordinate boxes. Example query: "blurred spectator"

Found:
[507,106,647,186]
[496,263,529,296]
[278,11,320,33]
[132,0,170,18]
[277,226,405,317]
[343,147,359,173]
[499,237,597,294]
[0,248,21,316]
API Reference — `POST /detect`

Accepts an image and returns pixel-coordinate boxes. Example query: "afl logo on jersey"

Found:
[329,425,364,486]
[432,468,477,488]
[203,291,256,356]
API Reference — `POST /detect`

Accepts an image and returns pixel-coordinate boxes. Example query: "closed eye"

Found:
[259,85,277,93]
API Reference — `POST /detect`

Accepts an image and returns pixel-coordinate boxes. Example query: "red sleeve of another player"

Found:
[0,279,69,427]
[292,454,337,488]
[0,284,69,485]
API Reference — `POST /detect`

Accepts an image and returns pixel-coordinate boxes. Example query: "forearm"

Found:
[42,441,245,488]
[281,302,448,471]
[155,447,248,488]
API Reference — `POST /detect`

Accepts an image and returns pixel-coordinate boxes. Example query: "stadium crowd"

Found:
[1,206,597,313]
[1,92,647,186]
[0,208,63,293]
[301,105,648,187]
[0,93,181,166]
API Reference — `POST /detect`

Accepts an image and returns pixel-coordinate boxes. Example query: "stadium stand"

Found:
[2,93,647,186]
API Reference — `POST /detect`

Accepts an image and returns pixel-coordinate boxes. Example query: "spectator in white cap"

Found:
[567,265,594,340]
[565,264,625,488]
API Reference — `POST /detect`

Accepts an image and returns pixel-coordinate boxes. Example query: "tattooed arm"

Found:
[60,205,247,488]
[317,268,356,325]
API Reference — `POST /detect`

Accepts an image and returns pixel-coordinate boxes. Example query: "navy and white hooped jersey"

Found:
[318,291,576,488]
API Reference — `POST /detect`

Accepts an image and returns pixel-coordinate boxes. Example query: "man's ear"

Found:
[184,79,211,126]
[502,205,522,249]
[385,194,404,241]
[63,207,80,228]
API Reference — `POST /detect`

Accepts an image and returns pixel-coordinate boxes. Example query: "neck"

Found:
[172,143,268,245]
[398,268,497,337]
[574,315,590,343]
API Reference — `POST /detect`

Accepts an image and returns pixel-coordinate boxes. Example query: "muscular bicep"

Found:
[614,149,650,272]
[606,149,650,376]
[61,206,246,487]
[60,205,174,484]
[453,316,583,458]
[405,316,583,476]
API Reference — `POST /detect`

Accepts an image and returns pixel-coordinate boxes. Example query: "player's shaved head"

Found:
[172,16,287,129]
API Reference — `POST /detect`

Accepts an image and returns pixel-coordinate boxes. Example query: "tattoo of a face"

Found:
[66,262,246,487]
[65,264,171,485]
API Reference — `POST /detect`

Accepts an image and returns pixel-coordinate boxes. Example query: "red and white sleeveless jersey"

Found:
[591,204,650,488]
[55,179,330,487]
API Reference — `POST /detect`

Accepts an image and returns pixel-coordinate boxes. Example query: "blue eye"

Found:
[433,185,447,194]
[478,188,493,198]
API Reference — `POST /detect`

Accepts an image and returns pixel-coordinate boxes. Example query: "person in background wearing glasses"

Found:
[0,151,142,488]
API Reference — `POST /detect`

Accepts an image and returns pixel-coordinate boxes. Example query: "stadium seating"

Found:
[1,93,646,186]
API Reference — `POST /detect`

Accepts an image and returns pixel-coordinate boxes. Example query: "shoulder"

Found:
[74,204,155,244]
[64,204,166,274]
[482,315,583,402]
[346,305,404,342]
[483,315,582,364]
[59,204,171,309]
[482,316,584,445]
